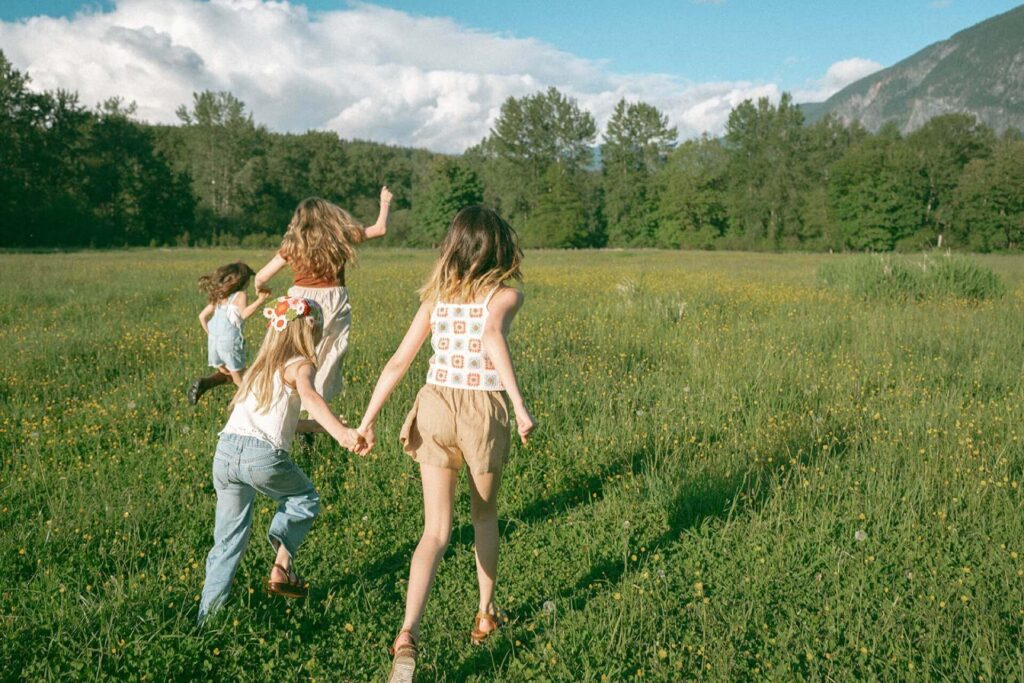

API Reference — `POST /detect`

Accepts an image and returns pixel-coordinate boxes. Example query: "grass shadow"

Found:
[447,425,852,679]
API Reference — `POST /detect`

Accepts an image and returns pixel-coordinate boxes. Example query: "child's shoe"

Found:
[470,609,506,644]
[388,631,417,683]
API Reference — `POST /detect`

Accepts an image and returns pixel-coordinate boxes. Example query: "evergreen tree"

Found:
[478,87,597,234]
[654,135,727,249]
[411,157,484,246]
[602,99,677,246]
[723,93,808,246]
[524,163,589,248]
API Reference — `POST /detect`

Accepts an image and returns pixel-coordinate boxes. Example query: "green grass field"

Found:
[2,248,1023,681]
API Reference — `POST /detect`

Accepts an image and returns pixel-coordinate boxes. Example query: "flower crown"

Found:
[263,296,322,332]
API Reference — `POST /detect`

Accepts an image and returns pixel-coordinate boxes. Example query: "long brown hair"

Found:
[419,206,523,303]
[279,197,364,280]
[198,262,254,304]
[233,315,322,413]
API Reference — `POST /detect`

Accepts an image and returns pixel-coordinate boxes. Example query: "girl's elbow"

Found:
[384,357,406,376]
[482,329,505,345]
[297,386,321,407]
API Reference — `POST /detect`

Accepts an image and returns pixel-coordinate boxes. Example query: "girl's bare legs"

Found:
[188,367,232,404]
[397,464,458,645]
[468,468,503,632]
[227,368,244,387]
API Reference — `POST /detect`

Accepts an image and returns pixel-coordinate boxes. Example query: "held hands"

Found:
[338,426,367,454]
[380,186,393,207]
[256,288,271,303]
[355,422,376,456]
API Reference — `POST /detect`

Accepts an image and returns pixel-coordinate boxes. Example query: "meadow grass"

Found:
[819,252,1007,302]
[1,248,1023,681]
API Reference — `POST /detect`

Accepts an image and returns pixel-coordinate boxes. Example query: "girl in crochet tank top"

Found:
[356,206,537,682]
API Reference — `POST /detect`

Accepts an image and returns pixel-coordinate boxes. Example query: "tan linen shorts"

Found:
[288,285,351,403]
[400,384,511,474]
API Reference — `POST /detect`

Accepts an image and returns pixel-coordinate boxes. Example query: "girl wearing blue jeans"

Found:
[198,296,365,622]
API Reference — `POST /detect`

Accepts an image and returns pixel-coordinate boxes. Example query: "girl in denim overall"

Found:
[189,262,269,405]
[197,296,365,622]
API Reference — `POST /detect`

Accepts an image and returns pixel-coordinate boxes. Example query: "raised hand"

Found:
[380,186,393,207]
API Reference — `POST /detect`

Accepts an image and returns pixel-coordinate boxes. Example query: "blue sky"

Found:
[0,1,1019,151]
[2,0,1019,92]
[362,0,1023,89]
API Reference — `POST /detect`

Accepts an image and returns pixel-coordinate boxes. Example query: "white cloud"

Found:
[792,57,884,103]
[2,0,810,151]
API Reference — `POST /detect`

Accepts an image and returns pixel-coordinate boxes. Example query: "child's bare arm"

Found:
[198,303,215,335]
[357,300,432,449]
[254,253,287,293]
[362,186,393,241]
[289,363,365,452]
[481,288,537,444]
[240,289,270,319]
[296,419,327,433]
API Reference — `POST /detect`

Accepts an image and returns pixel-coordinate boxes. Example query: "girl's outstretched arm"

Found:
[254,253,287,294]
[198,303,215,335]
[356,300,433,450]
[362,186,393,241]
[239,289,270,320]
[288,362,365,453]
[482,287,537,444]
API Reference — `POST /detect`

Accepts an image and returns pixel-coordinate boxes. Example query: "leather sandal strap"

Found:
[272,563,303,586]
[392,630,418,656]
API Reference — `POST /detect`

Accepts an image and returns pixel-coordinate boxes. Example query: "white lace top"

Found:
[426,287,503,391]
[221,357,305,451]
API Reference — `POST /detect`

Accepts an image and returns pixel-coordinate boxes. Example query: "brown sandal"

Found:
[470,610,505,644]
[387,631,417,683]
[266,563,308,599]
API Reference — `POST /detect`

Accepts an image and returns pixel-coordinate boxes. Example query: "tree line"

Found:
[2,50,1021,251]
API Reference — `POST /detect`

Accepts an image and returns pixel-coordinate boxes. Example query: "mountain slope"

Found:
[802,5,1024,133]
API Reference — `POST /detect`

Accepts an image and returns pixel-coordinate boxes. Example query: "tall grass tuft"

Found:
[819,252,1005,302]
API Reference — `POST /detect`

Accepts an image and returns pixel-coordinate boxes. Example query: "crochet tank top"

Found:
[426,287,503,391]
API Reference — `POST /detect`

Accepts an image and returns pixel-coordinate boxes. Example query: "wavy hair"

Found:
[232,313,322,414]
[198,262,254,304]
[279,197,364,281]
[419,206,523,303]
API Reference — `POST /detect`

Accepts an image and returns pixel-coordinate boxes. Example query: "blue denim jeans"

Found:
[198,433,320,621]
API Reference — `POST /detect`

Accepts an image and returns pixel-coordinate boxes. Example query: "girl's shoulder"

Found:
[490,285,524,308]
[280,356,313,387]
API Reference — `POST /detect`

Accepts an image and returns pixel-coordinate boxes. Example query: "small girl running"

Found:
[198,296,365,623]
[188,262,269,405]
[354,206,537,682]
[254,187,393,407]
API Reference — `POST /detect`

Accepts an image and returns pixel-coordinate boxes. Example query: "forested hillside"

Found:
[1,51,1021,251]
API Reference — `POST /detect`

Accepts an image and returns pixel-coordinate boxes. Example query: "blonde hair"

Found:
[198,262,254,304]
[419,206,523,303]
[279,197,364,280]
[232,316,322,413]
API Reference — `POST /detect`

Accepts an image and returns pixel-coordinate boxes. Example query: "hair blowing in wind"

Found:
[419,206,523,303]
